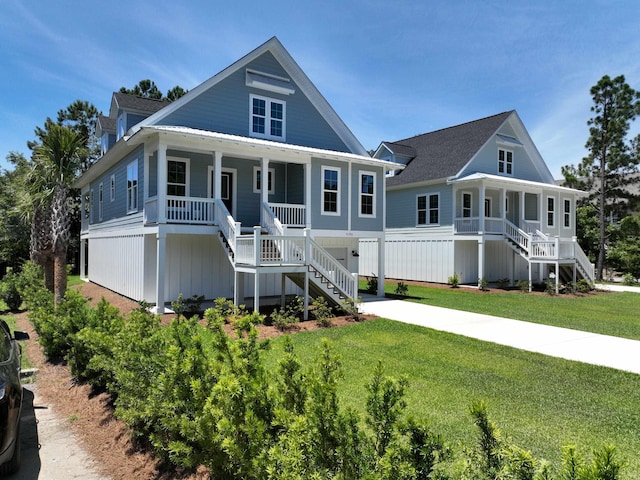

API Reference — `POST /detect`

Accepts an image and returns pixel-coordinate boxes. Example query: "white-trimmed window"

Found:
[98,183,103,221]
[250,94,286,141]
[117,115,125,140]
[110,174,115,202]
[167,158,189,197]
[547,196,555,227]
[89,189,94,223]
[563,198,571,228]
[253,166,275,194]
[321,166,340,215]
[359,171,376,217]
[498,149,513,175]
[417,193,439,225]
[127,161,138,213]
[462,192,472,218]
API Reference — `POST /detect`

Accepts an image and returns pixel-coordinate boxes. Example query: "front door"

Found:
[221,171,233,214]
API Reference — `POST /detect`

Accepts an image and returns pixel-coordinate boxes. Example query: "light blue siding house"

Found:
[360,111,593,291]
[75,37,390,314]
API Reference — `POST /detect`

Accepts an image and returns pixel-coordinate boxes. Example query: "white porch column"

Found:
[234,271,244,306]
[478,185,485,233]
[154,231,167,314]
[303,271,309,320]
[377,234,385,297]
[80,239,86,280]
[157,144,168,223]
[348,162,352,232]
[144,147,152,201]
[261,157,269,226]
[305,161,312,228]
[253,225,261,313]
[214,151,222,200]
[478,237,485,285]
[500,188,506,228]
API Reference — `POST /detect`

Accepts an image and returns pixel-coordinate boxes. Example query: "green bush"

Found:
[447,273,460,288]
[0,272,22,311]
[394,281,409,296]
[622,272,638,286]
[366,275,378,294]
[271,296,303,330]
[311,296,333,327]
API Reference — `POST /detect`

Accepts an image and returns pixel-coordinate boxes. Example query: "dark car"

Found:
[0,319,28,476]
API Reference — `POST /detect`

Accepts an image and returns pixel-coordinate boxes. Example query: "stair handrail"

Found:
[307,235,357,301]
[574,240,595,283]
[215,199,239,254]
[504,219,530,254]
[262,202,286,236]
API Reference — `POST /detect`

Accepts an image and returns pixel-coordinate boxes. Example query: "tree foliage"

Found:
[120,79,188,102]
[562,74,640,280]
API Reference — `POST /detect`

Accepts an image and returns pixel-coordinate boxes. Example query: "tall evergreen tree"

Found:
[562,74,640,280]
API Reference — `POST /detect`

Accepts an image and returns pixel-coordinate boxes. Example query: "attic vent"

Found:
[496,134,523,148]
[246,69,295,95]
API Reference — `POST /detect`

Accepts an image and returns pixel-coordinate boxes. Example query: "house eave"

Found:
[447,172,588,196]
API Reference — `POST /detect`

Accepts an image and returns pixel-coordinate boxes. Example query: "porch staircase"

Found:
[213,200,357,308]
[503,219,595,283]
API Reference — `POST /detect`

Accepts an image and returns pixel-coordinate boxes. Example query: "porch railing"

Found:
[454,217,504,234]
[309,238,358,301]
[262,202,286,236]
[269,202,306,227]
[574,242,595,282]
[522,220,541,234]
[504,219,530,253]
[166,196,216,223]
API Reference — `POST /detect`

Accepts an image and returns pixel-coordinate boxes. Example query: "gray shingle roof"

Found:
[97,115,116,133]
[111,92,170,116]
[386,111,513,187]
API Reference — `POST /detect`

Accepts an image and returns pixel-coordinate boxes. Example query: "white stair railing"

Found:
[262,202,286,236]
[215,199,240,255]
[504,219,530,254]
[308,236,357,301]
[574,241,595,283]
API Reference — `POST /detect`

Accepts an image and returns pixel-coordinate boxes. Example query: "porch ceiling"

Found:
[448,172,587,196]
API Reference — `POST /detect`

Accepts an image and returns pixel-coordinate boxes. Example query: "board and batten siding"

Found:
[156,51,350,153]
[359,235,454,284]
[88,233,145,301]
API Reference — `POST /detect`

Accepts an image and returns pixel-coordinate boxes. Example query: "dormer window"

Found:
[498,149,513,175]
[250,94,285,141]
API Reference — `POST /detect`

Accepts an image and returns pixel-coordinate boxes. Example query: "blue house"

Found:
[360,111,593,291]
[75,37,391,314]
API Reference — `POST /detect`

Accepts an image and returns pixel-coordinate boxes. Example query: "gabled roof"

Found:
[384,111,514,187]
[109,92,170,118]
[133,36,368,156]
[96,115,116,135]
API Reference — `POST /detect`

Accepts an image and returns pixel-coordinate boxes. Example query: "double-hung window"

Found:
[462,192,472,218]
[253,167,275,194]
[417,193,439,225]
[498,149,513,175]
[168,159,188,197]
[322,167,340,215]
[547,196,555,227]
[98,183,103,221]
[359,172,375,217]
[110,174,116,202]
[250,94,286,141]
[127,161,138,213]
[563,198,571,228]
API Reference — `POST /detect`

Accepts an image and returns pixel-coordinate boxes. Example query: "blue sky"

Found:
[1,0,639,178]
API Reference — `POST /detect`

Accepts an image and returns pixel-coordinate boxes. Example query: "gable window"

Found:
[98,183,103,221]
[127,161,138,213]
[110,174,115,202]
[417,193,439,225]
[547,196,555,227]
[563,198,571,228]
[498,149,513,175]
[250,94,286,141]
[359,171,376,217]
[321,166,340,215]
[117,115,125,140]
[253,167,275,194]
[462,192,472,218]
[168,158,189,196]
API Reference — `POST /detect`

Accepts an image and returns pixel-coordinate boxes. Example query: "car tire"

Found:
[0,422,21,475]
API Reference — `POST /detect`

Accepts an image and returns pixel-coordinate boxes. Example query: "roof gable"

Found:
[385,111,513,187]
[109,92,170,117]
[134,36,367,156]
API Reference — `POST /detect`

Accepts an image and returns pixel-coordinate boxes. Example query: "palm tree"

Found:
[30,124,85,304]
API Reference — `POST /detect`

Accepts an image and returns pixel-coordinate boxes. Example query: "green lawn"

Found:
[266,319,640,475]
[364,280,640,340]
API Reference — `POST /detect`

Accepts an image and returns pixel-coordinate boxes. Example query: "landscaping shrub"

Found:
[311,296,333,327]
[0,272,22,311]
[394,281,409,296]
[271,295,303,330]
[622,272,638,286]
[366,274,378,294]
[448,273,460,288]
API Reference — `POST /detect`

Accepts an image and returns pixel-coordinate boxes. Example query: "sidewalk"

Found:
[360,294,640,375]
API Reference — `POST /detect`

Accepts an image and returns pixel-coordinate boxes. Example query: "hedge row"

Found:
[9,262,627,479]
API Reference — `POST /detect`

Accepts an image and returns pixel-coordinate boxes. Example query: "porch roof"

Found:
[131,125,401,168]
[448,172,588,196]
